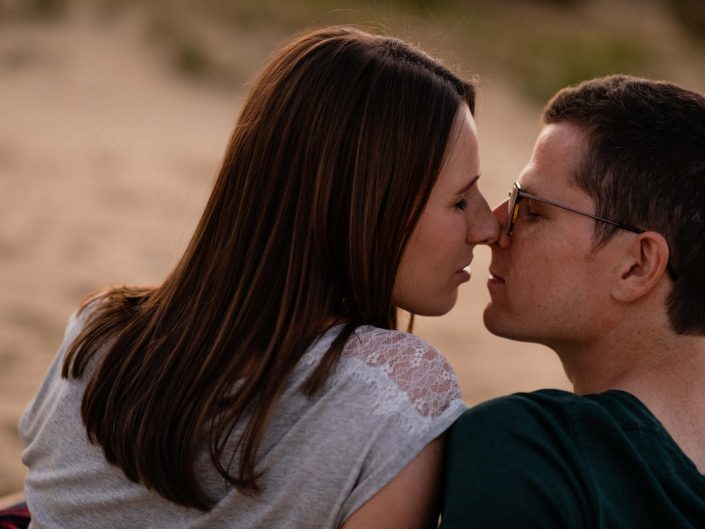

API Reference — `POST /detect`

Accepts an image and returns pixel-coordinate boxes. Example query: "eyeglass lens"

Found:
[508,184,520,234]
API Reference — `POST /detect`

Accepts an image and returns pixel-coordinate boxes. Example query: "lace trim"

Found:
[303,325,462,433]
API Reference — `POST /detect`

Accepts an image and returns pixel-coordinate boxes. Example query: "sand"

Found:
[0,10,570,495]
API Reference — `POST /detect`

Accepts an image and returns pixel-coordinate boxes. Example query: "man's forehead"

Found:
[521,124,588,189]
[536,122,588,159]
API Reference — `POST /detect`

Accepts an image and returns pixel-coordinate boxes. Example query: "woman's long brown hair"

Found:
[62,26,475,511]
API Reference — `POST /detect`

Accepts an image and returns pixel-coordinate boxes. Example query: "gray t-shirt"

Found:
[20,310,467,528]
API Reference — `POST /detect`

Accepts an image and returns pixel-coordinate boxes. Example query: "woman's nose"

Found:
[468,196,500,246]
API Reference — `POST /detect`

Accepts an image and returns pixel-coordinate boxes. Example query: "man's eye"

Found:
[455,198,468,211]
[525,200,541,216]
[518,201,540,219]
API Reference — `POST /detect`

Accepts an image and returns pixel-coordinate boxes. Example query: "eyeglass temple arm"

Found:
[515,188,679,281]
[517,190,644,234]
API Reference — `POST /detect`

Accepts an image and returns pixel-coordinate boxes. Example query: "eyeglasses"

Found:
[507,182,678,280]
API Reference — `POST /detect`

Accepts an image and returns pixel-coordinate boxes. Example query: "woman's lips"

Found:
[456,266,471,283]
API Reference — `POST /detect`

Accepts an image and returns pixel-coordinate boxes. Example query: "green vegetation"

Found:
[6,0,705,104]
[136,0,705,103]
[174,39,211,78]
[488,29,652,102]
[667,0,705,40]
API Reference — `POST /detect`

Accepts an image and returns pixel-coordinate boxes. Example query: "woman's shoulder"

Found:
[349,325,438,350]
[63,287,153,346]
[66,294,104,330]
[345,326,447,370]
[336,326,463,420]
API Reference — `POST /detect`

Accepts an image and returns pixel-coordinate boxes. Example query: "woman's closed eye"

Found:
[453,175,480,212]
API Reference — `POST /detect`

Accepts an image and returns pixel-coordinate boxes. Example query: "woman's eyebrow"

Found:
[455,174,480,195]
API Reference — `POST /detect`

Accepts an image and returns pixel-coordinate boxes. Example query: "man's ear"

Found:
[613,231,671,302]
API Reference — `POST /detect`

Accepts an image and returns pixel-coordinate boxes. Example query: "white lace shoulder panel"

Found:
[341,326,461,420]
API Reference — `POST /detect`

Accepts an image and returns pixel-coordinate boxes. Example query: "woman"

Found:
[18,26,498,528]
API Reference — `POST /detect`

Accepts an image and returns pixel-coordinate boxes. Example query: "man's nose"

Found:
[492,199,511,249]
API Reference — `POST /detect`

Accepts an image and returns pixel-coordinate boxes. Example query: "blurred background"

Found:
[2,0,705,494]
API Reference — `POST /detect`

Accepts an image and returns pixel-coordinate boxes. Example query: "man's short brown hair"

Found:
[543,75,705,334]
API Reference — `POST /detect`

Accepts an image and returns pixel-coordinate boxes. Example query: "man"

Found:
[440,75,705,528]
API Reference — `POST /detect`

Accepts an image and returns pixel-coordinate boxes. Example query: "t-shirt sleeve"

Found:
[440,395,594,529]
[19,301,102,445]
[337,329,468,523]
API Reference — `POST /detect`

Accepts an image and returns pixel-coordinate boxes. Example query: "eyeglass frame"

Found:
[507,182,678,281]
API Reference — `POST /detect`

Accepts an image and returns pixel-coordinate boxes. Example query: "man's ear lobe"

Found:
[613,232,671,303]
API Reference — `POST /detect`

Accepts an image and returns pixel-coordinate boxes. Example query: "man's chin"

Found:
[483,304,562,351]
[483,304,506,336]
[482,304,528,341]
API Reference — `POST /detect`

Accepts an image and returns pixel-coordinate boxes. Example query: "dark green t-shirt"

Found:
[440,389,705,528]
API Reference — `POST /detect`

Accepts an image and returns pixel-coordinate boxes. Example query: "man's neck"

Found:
[556,329,705,473]
[557,324,705,394]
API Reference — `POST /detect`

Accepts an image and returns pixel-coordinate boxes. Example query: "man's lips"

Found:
[488,270,505,283]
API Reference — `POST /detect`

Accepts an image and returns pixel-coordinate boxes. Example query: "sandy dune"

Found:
[0,10,570,494]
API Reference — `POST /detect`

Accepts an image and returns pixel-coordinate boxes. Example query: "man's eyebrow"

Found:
[456,174,480,195]
[517,178,543,197]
